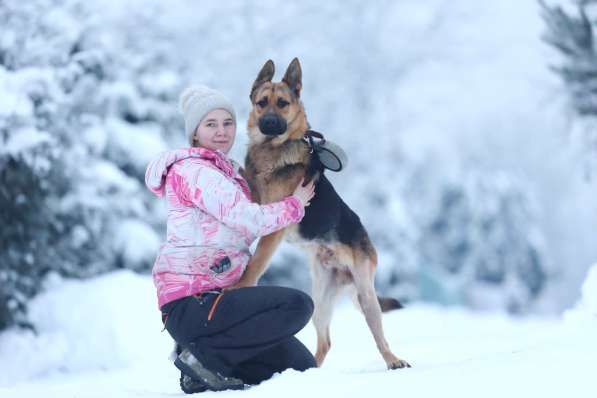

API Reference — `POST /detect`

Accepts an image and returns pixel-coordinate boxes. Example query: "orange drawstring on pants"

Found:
[207,293,224,321]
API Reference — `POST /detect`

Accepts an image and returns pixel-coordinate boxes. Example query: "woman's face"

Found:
[193,109,236,154]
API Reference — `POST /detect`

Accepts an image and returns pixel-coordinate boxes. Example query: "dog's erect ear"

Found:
[282,57,302,98]
[250,59,275,101]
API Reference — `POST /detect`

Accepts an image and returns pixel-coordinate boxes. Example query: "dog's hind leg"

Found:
[309,249,345,367]
[350,245,411,370]
[347,287,403,314]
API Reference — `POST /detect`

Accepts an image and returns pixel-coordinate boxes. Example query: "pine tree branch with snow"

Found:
[541,0,597,116]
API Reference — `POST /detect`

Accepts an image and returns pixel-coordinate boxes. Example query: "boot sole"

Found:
[174,356,244,392]
[180,373,208,394]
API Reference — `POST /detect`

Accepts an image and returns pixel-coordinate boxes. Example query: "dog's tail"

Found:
[377,296,403,312]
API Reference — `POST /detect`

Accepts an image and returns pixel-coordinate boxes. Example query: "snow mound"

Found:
[0,271,171,387]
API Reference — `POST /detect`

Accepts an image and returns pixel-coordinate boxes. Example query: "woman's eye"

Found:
[206,123,216,128]
[257,98,268,108]
[224,121,234,127]
[277,98,289,108]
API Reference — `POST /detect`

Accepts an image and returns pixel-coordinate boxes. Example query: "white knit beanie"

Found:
[179,85,237,145]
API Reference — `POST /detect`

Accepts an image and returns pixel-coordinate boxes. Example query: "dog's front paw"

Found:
[388,357,411,370]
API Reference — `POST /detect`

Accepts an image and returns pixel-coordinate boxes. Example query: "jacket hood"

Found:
[145,147,240,197]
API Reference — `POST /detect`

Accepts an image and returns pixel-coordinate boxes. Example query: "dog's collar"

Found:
[303,130,326,153]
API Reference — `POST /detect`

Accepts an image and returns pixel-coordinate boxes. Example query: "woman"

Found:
[145,85,316,393]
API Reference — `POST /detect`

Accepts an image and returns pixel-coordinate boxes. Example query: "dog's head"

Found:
[248,58,309,146]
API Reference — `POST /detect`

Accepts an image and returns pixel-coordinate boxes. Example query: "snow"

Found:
[104,117,169,170]
[80,160,138,195]
[0,272,168,384]
[2,127,52,156]
[112,219,162,267]
[1,0,597,394]
[0,67,34,118]
[564,263,597,324]
[1,270,595,398]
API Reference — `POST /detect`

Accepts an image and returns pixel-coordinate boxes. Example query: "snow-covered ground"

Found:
[1,268,596,398]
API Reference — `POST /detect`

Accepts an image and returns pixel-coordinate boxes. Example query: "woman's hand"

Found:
[223,277,256,292]
[292,178,316,207]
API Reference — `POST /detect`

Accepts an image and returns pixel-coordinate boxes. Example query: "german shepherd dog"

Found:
[238,58,411,370]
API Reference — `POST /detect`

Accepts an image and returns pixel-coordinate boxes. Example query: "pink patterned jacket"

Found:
[145,147,304,309]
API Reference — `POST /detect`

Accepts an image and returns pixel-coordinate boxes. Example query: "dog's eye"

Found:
[257,98,268,108]
[277,98,290,108]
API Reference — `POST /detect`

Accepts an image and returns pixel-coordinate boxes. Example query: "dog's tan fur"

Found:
[236,58,410,370]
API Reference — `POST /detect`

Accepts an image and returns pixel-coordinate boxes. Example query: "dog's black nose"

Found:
[259,113,287,136]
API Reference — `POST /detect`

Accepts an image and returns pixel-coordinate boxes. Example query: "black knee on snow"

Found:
[293,348,316,371]
[284,288,314,326]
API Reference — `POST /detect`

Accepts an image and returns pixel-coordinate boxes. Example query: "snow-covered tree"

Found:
[541,0,597,156]
[0,0,182,330]
[541,0,597,115]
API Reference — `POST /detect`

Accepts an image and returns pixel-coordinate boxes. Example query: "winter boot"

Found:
[180,372,208,394]
[174,348,245,391]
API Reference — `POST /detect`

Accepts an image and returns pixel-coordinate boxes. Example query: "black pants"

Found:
[161,286,316,385]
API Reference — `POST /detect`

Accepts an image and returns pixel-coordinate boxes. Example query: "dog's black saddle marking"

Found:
[299,168,367,246]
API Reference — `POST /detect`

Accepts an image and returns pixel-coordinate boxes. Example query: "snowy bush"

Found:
[404,165,549,313]
[0,0,180,330]
[541,0,597,163]
[541,0,597,117]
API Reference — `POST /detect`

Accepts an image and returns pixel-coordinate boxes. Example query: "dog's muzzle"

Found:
[258,113,287,136]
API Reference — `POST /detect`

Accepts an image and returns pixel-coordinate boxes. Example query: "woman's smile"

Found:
[193,109,237,154]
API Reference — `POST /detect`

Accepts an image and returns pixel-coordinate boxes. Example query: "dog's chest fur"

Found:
[245,139,310,203]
